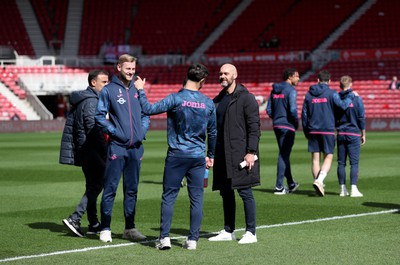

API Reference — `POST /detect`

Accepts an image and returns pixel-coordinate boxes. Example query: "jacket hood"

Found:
[69,87,98,107]
[272,82,289,94]
[338,88,353,99]
[309,83,329,97]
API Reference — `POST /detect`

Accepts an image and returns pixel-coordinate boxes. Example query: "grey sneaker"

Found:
[182,239,197,250]
[156,237,171,250]
[122,228,147,241]
[63,217,84,237]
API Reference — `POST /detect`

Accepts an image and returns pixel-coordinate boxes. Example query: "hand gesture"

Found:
[135,76,146,90]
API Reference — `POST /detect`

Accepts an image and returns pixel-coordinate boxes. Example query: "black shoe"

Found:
[87,223,101,234]
[63,217,84,237]
[288,182,300,193]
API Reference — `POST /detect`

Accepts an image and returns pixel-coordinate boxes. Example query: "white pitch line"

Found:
[0,209,398,263]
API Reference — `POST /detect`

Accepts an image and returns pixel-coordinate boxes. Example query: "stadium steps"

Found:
[15,0,49,56]
[62,0,83,56]
[0,83,40,120]
[189,0,253,60]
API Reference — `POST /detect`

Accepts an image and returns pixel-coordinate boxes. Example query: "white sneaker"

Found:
[238,231,257,244]
[313,180,325,196]
[99,230,112,243]
[339,185,349,197]
[208,230,236,241]
[273,186,288,195]
[182,239,197,250]
[122,228,147,241]
[156,237,171,250]
[351,185,363,197]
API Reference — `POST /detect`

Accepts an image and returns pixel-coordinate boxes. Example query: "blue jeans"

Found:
[337,134,361,185]
[159,156,205,241]
[274,128,295,188]
[101,143,143,230]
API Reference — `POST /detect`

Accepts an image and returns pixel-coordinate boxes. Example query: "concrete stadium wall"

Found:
[0,118,399,133]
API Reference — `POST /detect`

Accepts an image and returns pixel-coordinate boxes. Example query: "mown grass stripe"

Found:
[1,209,397,263]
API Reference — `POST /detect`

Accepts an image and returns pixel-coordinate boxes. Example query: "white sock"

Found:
[317,171,327,183]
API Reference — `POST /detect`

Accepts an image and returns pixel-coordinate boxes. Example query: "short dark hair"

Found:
[282,68,297,81]
[186,64,208,82]
[88,69,109,86]
[318,70,331,82]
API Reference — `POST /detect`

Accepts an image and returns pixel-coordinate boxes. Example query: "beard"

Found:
[220,79,232,88]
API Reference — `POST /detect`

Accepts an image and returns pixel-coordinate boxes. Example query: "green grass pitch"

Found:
[0,131,399,264]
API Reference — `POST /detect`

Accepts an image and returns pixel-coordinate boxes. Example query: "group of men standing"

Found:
[267,69,366,198]
[60,55,261,249]
[59,54,365,250]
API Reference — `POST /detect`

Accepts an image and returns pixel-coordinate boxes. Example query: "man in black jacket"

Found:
[59,70,109,237]
[209,64,261,244]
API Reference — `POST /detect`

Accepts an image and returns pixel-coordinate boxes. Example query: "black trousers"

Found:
[71,148,105,226]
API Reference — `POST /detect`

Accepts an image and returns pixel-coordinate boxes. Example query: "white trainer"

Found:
[313,180,325,196]
[351,185,363,197]
[99,230,112,243]
[122,228,147,241]
[273,186,288,195]
[156,237,171,250]
[182,239,197,250]
[238,231,257,244]
[208,230,236,241]
[340,185,349,196]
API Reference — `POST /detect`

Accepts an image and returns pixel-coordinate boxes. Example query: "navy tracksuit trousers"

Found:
[273,128,295,188]
[159,156,205,241]
[101,143,144,231]
[337,134,361,185]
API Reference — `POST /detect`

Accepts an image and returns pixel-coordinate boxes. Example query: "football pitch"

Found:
[0,131,399,264]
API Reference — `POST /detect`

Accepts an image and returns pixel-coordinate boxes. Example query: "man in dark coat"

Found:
[59,70,109,237]
[209,63,261,244]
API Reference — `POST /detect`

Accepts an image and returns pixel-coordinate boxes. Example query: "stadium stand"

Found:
[128,0,240,55]
[258,0,365,52]
[79,0,138,56]
[206,0,365,53]
[207,0,295,54]
[0,0,35,56]
[30,0,69,50]
[330,0,400,49]
[0,0,399,121]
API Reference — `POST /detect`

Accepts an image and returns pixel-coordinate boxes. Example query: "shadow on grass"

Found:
[27,222,66,233]
[141,180,163,185]
[27,222,99,239]
[254,188,337,197]
[363,202,400,213]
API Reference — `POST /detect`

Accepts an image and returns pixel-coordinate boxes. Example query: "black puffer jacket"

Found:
[212,83,261,190]
[59,87,107,166]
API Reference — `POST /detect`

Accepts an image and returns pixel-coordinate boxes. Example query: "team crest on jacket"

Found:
[117,97,126,104]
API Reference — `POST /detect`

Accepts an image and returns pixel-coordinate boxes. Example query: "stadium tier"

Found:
[0,0,399,121]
